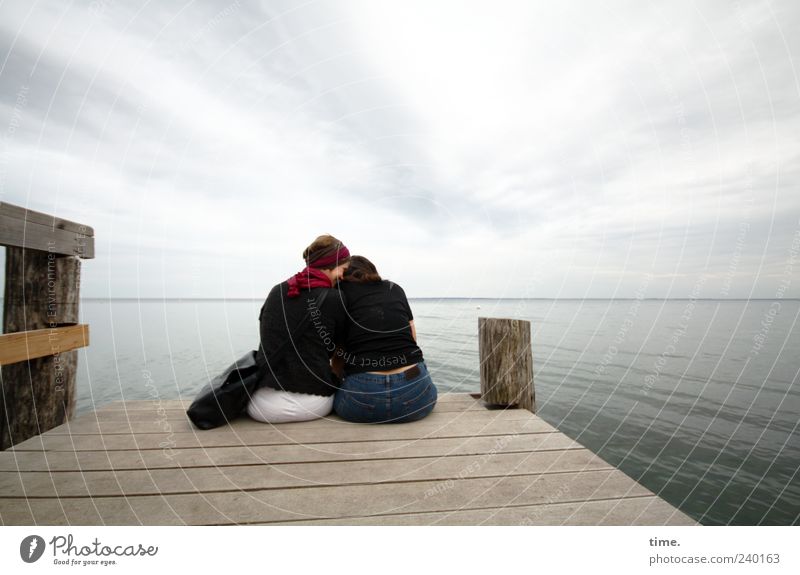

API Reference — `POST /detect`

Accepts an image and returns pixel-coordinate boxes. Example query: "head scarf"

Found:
[286,244,350,298]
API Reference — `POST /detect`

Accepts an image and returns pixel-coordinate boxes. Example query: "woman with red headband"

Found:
[246,235,351,423]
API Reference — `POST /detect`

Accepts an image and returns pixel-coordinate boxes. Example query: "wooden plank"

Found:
[0,213,94,257]
[43,404,534,435]
[10,416,558,451]
[89,400,486,418]
[83,402,483,421]
[0,325,89,366]
[0,433,581,472]
[0,202,94,236]
[0,448,614,497]
[90,393,482,412]
[0,494,697,526]
[0,468,655,525]
[0,395,695,526]
[45,407,548,435]
[276,496,697,525]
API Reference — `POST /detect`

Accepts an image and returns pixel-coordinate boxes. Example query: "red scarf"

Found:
[286,267,332,298]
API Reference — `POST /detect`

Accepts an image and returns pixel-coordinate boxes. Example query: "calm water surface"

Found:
[74,298,799,526]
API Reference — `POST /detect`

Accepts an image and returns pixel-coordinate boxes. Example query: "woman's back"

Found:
[339,279,423,374]
[334,256,436,423]
[257,281,348,396]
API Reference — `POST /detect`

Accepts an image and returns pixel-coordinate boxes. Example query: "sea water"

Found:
[72,298,799,526]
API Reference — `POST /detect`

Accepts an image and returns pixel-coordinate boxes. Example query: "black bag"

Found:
[186,289,329,430]
[185,350,261,430]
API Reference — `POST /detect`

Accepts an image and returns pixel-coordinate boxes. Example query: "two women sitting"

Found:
[246,234,437,424]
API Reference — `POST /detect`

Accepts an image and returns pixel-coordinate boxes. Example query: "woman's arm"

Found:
[397,286,416,343]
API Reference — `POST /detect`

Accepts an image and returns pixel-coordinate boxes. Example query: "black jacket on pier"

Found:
[255,281,348,396]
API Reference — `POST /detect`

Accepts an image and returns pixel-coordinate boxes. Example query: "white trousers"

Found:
[246,386,334,423]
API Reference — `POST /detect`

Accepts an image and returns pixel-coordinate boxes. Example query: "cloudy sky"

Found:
[1,0,798,299]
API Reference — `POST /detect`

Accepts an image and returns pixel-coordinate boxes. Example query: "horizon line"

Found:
[14,296,797,302]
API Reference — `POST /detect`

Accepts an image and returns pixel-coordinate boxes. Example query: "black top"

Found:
[339,280,423,374]
[255,281,348,396]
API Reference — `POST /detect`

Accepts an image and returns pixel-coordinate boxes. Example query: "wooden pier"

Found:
[0,393,697,525]
[0,204,696,525]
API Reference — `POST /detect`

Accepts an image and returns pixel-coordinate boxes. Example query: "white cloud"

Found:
[1,0,798,298]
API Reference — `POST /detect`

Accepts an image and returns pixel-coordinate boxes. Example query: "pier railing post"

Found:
[478,317,535,413]
[0,202,93,450]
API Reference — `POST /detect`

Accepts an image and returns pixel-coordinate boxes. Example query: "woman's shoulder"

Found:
[266,281,289,297]
[265,282,335,310]
[340,279,385,293]
[305,285,346,315]
[347,279,406,297]
[383,279,406,294]
[260,282,287,322]
[262,282,284,307]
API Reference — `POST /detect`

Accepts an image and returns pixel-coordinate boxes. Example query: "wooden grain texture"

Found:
[0,449,615,497]
[89,392,480,412]
[479,317,534,411]
[279,496,695,526]
[0,325,89,365]
[1,247,82,449]
[11,415,558,452]
[0,393,699,526]
[41,405,537,436]
[2,247,82,330]
[0,469,689,525]
[89,396,486,417]
[0,433,581,472]
[0,202,95,237]
[0,202,94,258]
[84,402,480,421]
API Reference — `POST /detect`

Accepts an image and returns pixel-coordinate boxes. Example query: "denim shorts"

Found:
[333,361,437,423]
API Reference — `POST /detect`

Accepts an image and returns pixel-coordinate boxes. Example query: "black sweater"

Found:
[255,281,348,396]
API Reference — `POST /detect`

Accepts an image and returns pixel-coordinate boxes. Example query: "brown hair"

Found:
[302,234,349,269]
[343,255,382,283]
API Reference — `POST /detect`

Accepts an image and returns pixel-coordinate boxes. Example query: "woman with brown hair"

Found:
[246,235,350,423]
[333,256,437,423]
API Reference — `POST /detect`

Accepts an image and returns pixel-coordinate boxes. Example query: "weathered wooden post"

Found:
[478,317,535,412]
[0,202,94,450]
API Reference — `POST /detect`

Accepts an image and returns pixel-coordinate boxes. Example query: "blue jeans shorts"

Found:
[333,361,437,423]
